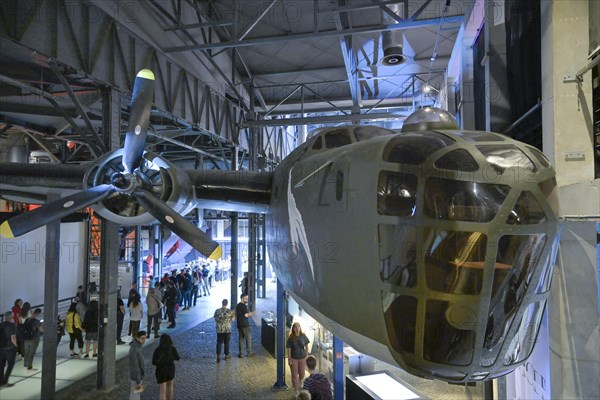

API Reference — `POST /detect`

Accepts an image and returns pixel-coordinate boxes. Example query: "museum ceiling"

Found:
[0,0,470,168]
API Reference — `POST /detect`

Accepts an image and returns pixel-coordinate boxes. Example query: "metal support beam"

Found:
[0,73,104,157]
[41,194,60,399]
[242,112,407,127]
[334,1,361,110]
[164,16,464,52]
[149,128,222,160]
[49,61,107,153]
[19,129,62,163]
[238,0,277,41]
[163,21,233,31]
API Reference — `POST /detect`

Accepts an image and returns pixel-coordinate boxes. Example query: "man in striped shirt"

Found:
[302,355,332,400]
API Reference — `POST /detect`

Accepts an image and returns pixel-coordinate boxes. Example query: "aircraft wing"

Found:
[0,162,273,214]
[186,169,273,214]
[0,162,87,204]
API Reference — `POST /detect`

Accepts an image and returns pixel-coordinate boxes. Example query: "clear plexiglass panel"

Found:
[448,130,505,142]
[435,149,479,172]
[424,178,510,222]
[424,229,487,295]
[503,301,546,366]
[325,129,353,148]
[506,191,546,225]
[378,224,418,287]
[354,126,395,141]
[477,145,537,175]
[483,234,547,365]
[377,171,418,217]
[382,132,454,164]
[383,294,417,354]
[424,299,475,366]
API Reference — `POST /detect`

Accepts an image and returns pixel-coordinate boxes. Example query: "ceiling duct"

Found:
[380,4,407,66]
[381,30,406,65]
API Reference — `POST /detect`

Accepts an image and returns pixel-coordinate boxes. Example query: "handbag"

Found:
[134,383,144,393]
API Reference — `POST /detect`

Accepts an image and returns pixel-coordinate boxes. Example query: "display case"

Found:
[346,371,427,400]
[261,317,276,358]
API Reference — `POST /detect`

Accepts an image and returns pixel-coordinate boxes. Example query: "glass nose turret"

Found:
[377,121,560,382]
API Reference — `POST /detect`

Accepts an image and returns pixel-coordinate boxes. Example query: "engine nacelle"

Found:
[84,150,196,225]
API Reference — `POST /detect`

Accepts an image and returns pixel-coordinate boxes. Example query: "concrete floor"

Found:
[0,278,479,400]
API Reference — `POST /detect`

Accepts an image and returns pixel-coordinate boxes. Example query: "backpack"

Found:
[202,267,209,278]
[21,318,37,340]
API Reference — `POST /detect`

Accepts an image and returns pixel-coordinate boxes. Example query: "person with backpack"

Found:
[302,355,332,400]
[65,302,84,357]
[0,311,18,388]
[22,308,43,371]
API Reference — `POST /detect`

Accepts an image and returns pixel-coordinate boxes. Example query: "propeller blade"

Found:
[133,190,222,260]
[0,184,114,238]
[122,69,155,173]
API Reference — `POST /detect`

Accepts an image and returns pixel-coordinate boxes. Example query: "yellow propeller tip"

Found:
[208,245,222,261]
[137,69,155,81]
[0,221,15,238]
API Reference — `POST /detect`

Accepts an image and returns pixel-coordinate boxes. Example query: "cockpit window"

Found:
[424,178,510,222]
[325,129,352,149]
[383,133,454,164]
[482,234,546,366]
[424,299,475,366]
[312,136,323,150]
[448,130,505,142]
[354,126,395,141]
[503,301,546,366]
[377,171,417,217]
[477,145,537,175]
[423,229,485,366]
[435,149,479,172]
[526,146,551,168]
[424,229,487,295]
[378,224,418,287]
[506,192,546,225]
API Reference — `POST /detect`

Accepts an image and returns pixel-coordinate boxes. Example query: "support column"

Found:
[257,215,266,298]
[156,225,163,279]
[230,148,239,309]
[272,279,287,389]
[97,83,120,392]
[230,214,239,309]
[541,0,594,184]
[247,213,257,310]
[41,196,60,399]
[333,335,344,400]
[97,220,119,390]
[541,2,599,400]
[134,225,141,290]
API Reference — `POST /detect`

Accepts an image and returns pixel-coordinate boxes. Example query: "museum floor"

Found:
[0,280,479,400]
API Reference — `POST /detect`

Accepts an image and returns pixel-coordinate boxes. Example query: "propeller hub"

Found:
[111,172,137,193]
